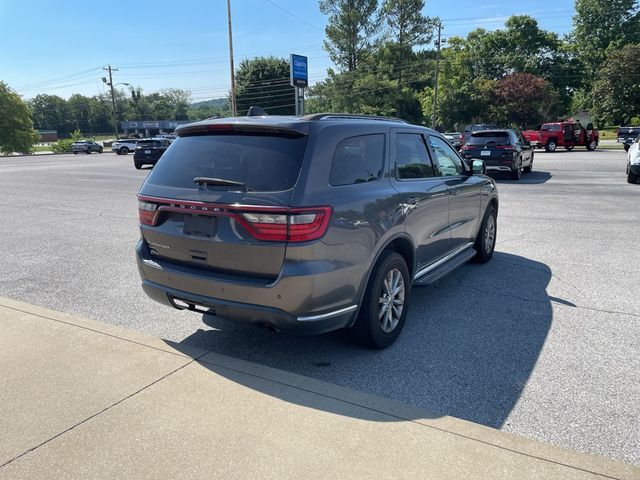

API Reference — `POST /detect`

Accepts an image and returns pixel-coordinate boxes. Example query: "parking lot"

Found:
[0,149,638,466]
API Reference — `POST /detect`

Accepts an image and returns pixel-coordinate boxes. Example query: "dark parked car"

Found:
[136,113,499,348]
[71,141,103,154]
[443,132,462,150]
[460,129,533,180]
[133,139,172,169]
[618,126,640,152]
[461,124,498,146]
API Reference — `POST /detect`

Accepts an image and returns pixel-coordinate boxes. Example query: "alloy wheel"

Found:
[484,215,496,254]
[378,269,405,333]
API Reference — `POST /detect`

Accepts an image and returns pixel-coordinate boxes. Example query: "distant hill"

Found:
[190,98,229,109]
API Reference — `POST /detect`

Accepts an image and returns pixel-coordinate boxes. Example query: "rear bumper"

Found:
[486,166,514,172]
[136,241,359,334]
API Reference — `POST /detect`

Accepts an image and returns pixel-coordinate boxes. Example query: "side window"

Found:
[429,135,464,176]
[329,134,384,186]
[395,133,436,179]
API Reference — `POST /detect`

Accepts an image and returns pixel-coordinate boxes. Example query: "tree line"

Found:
[305,0,640,130]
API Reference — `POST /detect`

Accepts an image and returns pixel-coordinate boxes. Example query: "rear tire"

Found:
[121,147,129,155]
[73,151,78,155]
[624,145,630,152]
[628,166,638,184]
[98,147,103,153]
[86,149,91,154]
[586,138,597,151]
[510,163,522,180]
[545,139,557,152]
[351,251,410,349]
[134,163,142,170]
[473,205,497,264]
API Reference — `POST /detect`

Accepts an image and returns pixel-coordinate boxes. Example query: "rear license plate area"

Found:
[183,215,217,238]
[481,150,491,156]
[145,149,151,154]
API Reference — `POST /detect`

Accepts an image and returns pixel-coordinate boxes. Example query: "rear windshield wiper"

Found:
[194,176,247,190]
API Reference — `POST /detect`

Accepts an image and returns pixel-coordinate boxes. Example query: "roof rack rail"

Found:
[304,113,409,124]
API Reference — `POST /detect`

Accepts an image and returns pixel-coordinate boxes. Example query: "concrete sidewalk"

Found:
[0,297,637,479]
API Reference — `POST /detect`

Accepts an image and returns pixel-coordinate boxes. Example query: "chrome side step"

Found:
[413,244,476,286]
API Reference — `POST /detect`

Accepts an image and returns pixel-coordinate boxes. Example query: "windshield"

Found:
[145,134,307,192]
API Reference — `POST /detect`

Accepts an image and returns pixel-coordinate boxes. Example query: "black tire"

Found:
[628,166,638,184]
[564,145,574,151]
[134,163,142,170]
[86,149,91,154]
[351,251,410,349]
[510,163,522,180]
[545,139,557,152]
[523,154,533,173]
[586,138,597,151]
[73,151,78,155]
[473,204,497,263]
[121,147,129,155]
[624,144,630,152]
[98,147,103,153]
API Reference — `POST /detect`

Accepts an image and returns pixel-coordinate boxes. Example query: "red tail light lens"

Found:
[241,207,331,242]
[138,200,158,225]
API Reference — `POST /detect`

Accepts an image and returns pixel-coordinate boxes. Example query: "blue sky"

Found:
[0,0,577,101]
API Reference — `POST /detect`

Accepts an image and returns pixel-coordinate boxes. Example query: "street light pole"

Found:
[431,22,443,130]
[227,0,237,116]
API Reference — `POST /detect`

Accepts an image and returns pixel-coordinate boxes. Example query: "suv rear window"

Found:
[468,132,511,145]
[138,140,162,147]
[541,124,561,132]
[330,134,384,186]
[146,134,307,192]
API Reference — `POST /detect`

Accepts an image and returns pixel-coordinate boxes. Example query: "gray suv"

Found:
[136,114,499,348]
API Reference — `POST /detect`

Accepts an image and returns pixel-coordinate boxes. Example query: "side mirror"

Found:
[471,159,486,175]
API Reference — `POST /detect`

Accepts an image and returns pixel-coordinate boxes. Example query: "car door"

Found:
[389,130,451,268]
[427,135,484,250]
[515,130,532,166]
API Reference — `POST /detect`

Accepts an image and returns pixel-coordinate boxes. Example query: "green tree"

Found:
[573,0,640,76]
[381,0,434,118]
[0,82,38,154]
[29,94,73,137]
[591,43,640,125]
[235,56,295,116]
[67,94,93,133]
[320,0,382,72]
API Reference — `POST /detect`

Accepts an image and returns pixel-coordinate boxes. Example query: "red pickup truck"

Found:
[522,122,599,152]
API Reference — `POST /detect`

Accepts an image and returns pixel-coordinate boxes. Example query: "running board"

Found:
[413,246,477,286]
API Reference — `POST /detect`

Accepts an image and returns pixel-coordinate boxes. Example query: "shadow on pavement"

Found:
[171,252,553,427]
[493,171,552,184]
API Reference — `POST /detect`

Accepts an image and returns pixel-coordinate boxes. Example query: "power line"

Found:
[263,0,325,31]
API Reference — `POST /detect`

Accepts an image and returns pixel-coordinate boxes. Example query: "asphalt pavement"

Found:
[0,149,638,466]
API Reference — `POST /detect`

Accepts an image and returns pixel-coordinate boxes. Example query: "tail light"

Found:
[137,195,331,243]
[138,200,158,225]
[241,208,331,242]
[494,145,514,151]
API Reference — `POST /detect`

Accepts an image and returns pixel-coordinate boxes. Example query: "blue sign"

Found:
[290,54,308,88]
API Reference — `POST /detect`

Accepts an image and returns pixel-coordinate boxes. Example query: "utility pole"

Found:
[431,22,443,130]
[103,65,119,140]
[227,0,237,116]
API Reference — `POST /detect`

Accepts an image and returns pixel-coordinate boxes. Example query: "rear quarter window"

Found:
[330,134,384,186]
